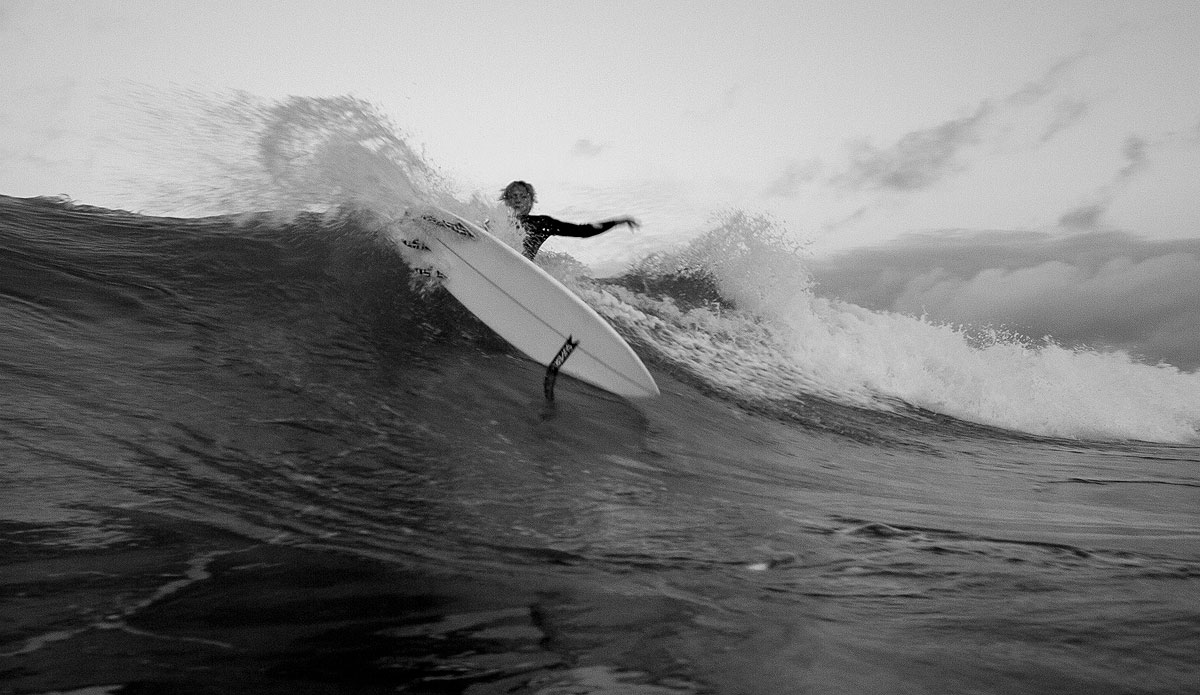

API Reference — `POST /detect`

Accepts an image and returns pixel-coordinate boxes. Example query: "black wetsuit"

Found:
[517,214,623,259]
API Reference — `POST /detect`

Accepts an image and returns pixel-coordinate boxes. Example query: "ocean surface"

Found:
[2,97,1199,694]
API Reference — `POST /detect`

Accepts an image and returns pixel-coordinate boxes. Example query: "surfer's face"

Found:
[503,186,534,216]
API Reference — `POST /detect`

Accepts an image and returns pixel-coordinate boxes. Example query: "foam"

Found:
[588,213,1200,443]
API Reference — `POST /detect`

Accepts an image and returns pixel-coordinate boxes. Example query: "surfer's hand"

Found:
[620,217,641,231]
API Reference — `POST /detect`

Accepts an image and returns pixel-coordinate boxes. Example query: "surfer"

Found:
[500,180,640,260]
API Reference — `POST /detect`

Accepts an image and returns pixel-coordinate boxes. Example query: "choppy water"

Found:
[3,90,1199,695]
[1,192,1197,694]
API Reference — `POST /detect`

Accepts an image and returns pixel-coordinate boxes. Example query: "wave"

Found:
[13,90,1200,444]
[590,212,1200,443]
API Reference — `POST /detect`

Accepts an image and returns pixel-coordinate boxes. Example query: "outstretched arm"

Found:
[522,214,640,239]
[599,216,641,232]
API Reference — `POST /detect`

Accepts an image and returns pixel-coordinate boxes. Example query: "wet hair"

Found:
[500,180,536,204]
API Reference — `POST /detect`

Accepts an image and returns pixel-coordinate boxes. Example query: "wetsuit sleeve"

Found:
[521,215,616,239]
[517,214,628,259]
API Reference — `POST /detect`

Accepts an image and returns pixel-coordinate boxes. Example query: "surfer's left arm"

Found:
[528,215,639,239]
[595,216,640,234]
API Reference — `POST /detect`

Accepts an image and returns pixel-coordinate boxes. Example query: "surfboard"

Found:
[395,208,660,400]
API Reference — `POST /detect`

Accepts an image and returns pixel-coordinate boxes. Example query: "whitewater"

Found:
[1,94,1197,694]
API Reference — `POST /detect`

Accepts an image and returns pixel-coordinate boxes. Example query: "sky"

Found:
[2,0,1199,365]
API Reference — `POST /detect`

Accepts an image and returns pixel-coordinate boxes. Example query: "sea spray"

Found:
[594,213,1200,442]
[107,89,538,270]
[106,90,459,220]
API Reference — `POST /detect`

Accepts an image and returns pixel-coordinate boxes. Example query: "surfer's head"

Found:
[501,180,536,216]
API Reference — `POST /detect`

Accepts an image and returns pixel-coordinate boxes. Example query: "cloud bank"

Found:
[809,231,1200,370]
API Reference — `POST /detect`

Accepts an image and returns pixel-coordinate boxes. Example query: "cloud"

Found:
[830,104,991,192]
[1118,134,1149,179]
[801,49,1092,197]
[1004,50,1086,107]
[809,231,1200,370]
[1039,98,1089,142]
[762,158,823,198]
[1058,119,1200,230]
[891,254,1200,339]
[570,138,606,158]
[1059,202,1105,230]
[1056,134,1154,230]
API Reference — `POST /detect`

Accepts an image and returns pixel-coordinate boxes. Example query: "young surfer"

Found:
[500,180,640,260]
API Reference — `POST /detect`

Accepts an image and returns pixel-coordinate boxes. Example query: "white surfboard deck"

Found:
[396,208,659,399]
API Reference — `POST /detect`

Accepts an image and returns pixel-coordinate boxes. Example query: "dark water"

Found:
[2,195,1198,694]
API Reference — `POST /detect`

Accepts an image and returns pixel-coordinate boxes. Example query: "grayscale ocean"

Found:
[2,97,1198,694]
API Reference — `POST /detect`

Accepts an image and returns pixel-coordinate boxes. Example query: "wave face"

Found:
[73,92,1200,442]
[2,93,1198,694]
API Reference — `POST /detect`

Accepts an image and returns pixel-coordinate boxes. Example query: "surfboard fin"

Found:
[543,335,580,401]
